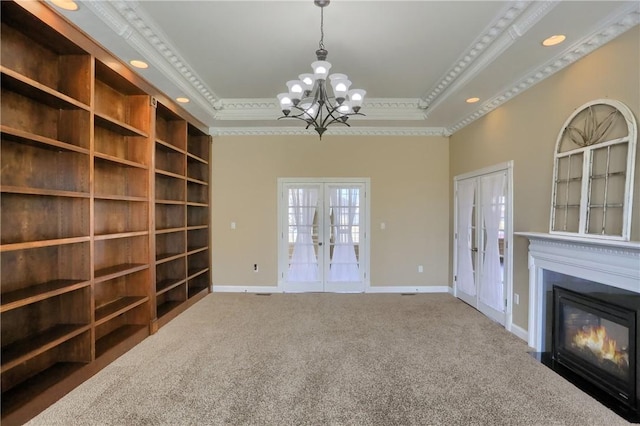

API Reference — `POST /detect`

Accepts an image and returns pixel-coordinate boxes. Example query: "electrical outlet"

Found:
[418,265,424,273]
[514,293,520,305]
[253,264,258,272]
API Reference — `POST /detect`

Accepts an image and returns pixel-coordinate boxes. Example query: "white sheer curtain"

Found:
[328,188,359,282]
[288,188,319,282]
[479,173,505,312]
[456,179,476,296]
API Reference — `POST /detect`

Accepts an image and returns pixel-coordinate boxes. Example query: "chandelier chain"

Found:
[319,6,325,51]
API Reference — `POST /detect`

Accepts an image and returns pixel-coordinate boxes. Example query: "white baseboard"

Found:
[510,323,529,342]
[212,285,280,293]
[212,285,454,294]
[366,285,452,294]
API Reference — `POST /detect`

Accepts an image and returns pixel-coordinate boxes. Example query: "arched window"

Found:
[550,99,637,240]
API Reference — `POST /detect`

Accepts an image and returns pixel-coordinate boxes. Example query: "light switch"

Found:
[231,222,236,229]
[380,222,386,230]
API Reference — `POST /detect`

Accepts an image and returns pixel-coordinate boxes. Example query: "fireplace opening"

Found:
[552,286,639,421]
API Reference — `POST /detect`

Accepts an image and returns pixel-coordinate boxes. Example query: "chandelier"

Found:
[277,0,366,139]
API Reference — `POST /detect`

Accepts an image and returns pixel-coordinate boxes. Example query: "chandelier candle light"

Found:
[277,0,366,139]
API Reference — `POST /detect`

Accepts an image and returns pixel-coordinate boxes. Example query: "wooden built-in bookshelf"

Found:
[152,104,210,330]
[0,2,211,424]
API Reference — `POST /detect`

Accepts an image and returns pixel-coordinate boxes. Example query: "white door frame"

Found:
[453,161,514,331]
[277,177,371,293]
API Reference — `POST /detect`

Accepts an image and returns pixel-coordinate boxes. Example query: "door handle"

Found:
[471,248,478,252]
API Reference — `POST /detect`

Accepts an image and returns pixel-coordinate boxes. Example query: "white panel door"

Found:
[454,164,512,327]
[280,179,368,293]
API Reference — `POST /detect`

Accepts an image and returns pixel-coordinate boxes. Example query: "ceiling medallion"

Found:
[276,0,366,139]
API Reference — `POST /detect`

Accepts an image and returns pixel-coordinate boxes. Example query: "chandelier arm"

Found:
[283,107,310,119]
[323,110,367,128]
[323,116,351,128]
[277,114,305,121]
[300,101,323,130]
[290,105,311,115]
[320,102,347,128]
[278,106,366,128]
[315,82,326,107]
[326,119,352,128]
[278,108,316,123]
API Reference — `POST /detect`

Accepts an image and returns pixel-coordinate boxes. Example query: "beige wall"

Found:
[449,27,640,330]
[211,135,450,288]
[210,27,639,331]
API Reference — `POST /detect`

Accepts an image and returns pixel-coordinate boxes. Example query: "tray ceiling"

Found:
[51,0,639,136]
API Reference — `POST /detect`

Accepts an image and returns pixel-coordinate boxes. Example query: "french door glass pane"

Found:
[328,187,360,282]
[287,188,320,282]
[479,172,506,312]
[456,179,476,297]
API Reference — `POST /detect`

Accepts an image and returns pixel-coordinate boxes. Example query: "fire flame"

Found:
[572,325,628,367]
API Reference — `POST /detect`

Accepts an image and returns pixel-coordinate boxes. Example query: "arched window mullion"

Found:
[556,136,631,157]
[584,150,594,235]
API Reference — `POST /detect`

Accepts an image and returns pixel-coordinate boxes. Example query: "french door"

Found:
[278,178,369,293]
[454,163,512,327]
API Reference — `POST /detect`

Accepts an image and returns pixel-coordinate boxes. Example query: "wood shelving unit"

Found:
[185,125,211,301]
[92,58,152,364]
[152,104,211,330]
[1,3,93,421]
[0,2,211,424]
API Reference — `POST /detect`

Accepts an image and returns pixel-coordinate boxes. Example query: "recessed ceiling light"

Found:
[176,97,190,103]
[466,97,480,104]
[129,60,148,69]
[50,0,79,11]
[542,34,566,47]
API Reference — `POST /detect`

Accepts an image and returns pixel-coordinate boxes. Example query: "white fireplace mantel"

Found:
[516,232,640,351]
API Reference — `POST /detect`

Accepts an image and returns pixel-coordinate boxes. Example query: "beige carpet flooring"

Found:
[27,293,629,425]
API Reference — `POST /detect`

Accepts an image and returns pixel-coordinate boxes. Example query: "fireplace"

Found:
[553,286,638,412]
[518,232,640,421]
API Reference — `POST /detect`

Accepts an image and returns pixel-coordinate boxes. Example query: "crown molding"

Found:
[210,126,449,138]
[447,3,640,135]
[421,1,538,110]
[423,1,560,114]
[212,98,427,121]
[83,0,220,117]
